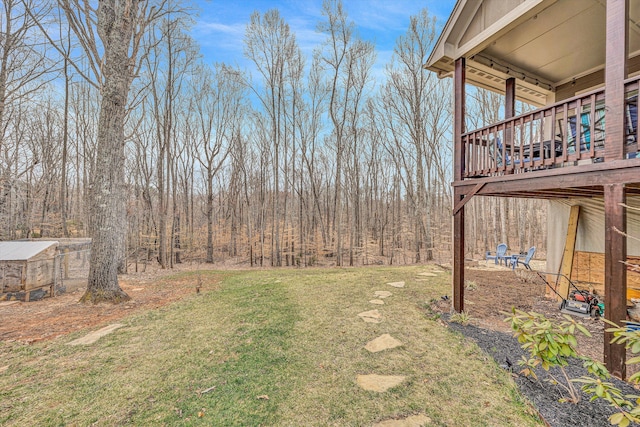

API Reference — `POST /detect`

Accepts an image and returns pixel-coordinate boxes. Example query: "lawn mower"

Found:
[534,271,602,318]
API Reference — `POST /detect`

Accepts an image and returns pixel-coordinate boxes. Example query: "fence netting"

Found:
[53,249,91,295]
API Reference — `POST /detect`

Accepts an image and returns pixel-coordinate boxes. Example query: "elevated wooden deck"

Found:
[456,76,640,200]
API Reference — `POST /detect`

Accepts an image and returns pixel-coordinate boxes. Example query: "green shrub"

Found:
[503,309,591,403]
[505,309,640,426]
[574,321,640,427]
[450,311,471,325]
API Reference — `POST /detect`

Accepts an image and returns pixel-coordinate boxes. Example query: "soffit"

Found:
[426,0,640,105]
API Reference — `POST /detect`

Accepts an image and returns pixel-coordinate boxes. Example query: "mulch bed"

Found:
[439,266,640,427]
[447,320,639,427]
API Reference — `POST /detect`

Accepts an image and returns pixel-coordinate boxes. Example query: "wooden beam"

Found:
[604,183,627,379]
[453,182,485,215]
[453,57,466,313]
[605,0,629,161]
[557,205,580,300]
[453,158,640,197]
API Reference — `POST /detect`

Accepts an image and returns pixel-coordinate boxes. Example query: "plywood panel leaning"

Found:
[571,251,640,297]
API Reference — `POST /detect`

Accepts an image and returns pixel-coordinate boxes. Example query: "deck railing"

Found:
[461,76,640,178]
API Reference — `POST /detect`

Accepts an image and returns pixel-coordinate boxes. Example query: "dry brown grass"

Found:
[0,266,543,426]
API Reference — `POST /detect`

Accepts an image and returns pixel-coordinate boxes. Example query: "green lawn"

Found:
[0,266,543,426]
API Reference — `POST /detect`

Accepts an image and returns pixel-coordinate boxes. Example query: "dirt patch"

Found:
[460,265,606,363]
[434,263,640,427]
[0,263,222,344]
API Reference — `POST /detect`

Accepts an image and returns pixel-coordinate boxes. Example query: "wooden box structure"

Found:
[0,241,59,301]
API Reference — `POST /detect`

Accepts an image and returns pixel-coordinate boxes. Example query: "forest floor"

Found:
[0,262,224,344]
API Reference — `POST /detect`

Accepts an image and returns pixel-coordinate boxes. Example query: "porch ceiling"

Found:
[426,0,640,105]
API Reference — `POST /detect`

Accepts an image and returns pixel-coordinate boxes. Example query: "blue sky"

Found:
[191,0,456,77]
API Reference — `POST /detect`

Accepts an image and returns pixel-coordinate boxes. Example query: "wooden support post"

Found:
[604,183,627,379]
[453,190,465,313]
[505,78,516,171]
[453,57,466,313]
[558,205,580,300]
[604,0,628,161]
[505,77,515,119]
[64,249,70,279]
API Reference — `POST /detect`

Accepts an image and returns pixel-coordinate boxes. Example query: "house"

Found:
[0,241,60,301]
[426,0,640,379]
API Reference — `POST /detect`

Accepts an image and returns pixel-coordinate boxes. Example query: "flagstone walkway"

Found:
[356,268,447,426]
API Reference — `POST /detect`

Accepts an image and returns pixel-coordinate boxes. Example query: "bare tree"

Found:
[191,63,244,263]
[380,9,449,262]
[142,14,197,268]
[53,0,168,303]
[317,0,371,266]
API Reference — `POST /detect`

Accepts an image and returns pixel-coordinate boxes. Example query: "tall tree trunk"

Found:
[81,0,137,303]
[206,177,214,263]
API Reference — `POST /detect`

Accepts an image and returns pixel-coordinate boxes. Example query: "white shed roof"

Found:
[0,241,59,261]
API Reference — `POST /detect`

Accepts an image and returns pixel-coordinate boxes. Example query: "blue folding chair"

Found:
[486,243,508,265]
[508,246,536,270]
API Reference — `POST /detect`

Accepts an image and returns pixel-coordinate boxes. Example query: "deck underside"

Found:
[454,158,640,200]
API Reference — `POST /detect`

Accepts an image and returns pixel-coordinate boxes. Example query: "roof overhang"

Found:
[426,0,640,106]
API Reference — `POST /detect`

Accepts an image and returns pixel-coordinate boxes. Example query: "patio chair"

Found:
[626,95,638,158]
[508,246,536,270]
[566,104,606,154]
[626,95,637,142]
[493,137,540,168]
[486,243,508,265]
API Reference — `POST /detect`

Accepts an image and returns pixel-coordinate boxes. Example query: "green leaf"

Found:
[610,412,625,425]
[576,324,592,337]
[632,341,640,354]
[628,372,640,384]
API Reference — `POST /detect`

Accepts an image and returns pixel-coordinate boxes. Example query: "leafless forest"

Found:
[1,0,546,274]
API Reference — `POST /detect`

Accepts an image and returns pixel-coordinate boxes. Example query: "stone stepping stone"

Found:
[369,299,385,305]
[373,414,432,427]
[356,374,406,392]
[0,300,19,306]
[67,324,124,346]
[358,309,383,323]
[374,291,392,299]
[365,334,402,353]
[416,272,437,277]
[387,281,405,288]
